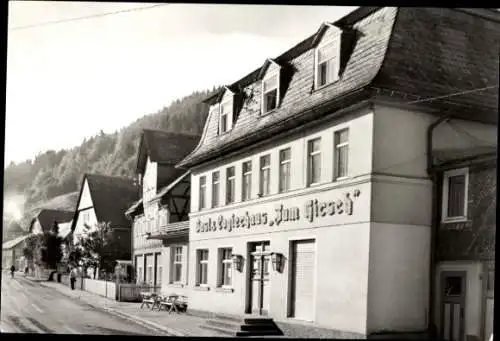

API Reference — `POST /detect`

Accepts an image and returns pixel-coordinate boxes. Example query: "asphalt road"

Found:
[1,272,162,335]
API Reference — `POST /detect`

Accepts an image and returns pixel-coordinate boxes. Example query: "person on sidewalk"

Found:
[70,267,78,290]
[10,265,15,279]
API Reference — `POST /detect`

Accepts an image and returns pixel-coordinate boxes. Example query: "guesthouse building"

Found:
[175,7,498,339]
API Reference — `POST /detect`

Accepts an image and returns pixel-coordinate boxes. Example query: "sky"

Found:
[5,1,358,167]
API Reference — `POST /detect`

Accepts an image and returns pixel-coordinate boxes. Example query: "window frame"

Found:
[314,37,341,89]
[218,248,233,288]
[259,154,271,197]
[226,166,236,205]
[219,99,233,135]
[279,148,291,193]
[307,137,322,186]
[441,167,469,223]
[196,249,209,287]
[242,160,252,202]
[261,72,279,114]
[211,171,220,208]
[171,246,183,284]
[334,128,349,180]
[199,175,207,211]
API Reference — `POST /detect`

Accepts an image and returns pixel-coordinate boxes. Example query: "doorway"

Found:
[247,241,271,316]
[440,271,466,341]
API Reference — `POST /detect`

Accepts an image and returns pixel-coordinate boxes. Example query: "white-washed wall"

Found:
[83,278,116,299]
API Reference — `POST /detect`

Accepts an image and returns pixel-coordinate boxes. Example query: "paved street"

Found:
[0,272,164,335]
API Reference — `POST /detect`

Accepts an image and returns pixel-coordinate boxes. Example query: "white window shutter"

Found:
[182,244,189,285]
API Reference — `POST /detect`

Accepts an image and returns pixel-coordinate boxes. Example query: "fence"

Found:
[117,283,162,302]
[82,278,116,300]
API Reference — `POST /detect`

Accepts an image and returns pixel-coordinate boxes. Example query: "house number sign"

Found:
[195,189,361,233]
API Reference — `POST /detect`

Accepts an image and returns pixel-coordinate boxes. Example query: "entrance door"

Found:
[249,241,271,315]
[290,239,315,321]
[440,271,466,341]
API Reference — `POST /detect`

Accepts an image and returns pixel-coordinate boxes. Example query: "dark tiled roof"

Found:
[32,209,74,233]
[80,174,139,229]
[136,129,201,173]
[178,7,499,169]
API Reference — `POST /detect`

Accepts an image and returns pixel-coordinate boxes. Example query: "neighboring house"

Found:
[174,7,498,339]
[125,129,199,287]
[71,173,139,265]
[431,149,496,341]
[29,209,74,235]
[2,234,30,270]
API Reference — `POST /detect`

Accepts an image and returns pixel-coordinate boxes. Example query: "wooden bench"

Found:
[140,292,159,310]
[158,294,188,314]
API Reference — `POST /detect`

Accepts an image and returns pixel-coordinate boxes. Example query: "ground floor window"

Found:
[171,246,183,284]
[197,249,209,286]
[218,248,233,287]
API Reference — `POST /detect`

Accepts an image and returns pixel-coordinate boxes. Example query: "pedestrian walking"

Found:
[70,267,78,290]
[10,265,15,279]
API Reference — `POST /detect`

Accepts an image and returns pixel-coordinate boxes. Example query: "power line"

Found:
[9,3,169,31]
[406,85,499,105]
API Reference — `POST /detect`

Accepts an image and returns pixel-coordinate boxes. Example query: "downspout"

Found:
[426,115,451,337]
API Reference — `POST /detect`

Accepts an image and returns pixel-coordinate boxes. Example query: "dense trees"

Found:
[4,87,220,215]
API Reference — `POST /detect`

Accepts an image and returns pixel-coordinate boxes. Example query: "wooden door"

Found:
[440,271,466,341]
[249,241,271,315]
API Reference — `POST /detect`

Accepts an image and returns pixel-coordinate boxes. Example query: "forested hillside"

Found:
[3,87,220,219]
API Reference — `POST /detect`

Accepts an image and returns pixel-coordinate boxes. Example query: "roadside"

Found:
[22,276,225,337]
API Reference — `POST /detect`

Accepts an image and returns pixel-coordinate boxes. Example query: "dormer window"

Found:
[219,99,233,134]
[315,38,340,88]
[262,74,279,114]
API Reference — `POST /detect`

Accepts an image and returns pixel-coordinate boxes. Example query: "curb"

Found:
[34,280,186,337]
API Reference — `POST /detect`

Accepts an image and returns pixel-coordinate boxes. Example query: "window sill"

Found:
[311,78,340,94]
[334,176,349,182]
[441,218,469,224]
[261,108,278,116]
[194,285,210,291]
[215,287,234,293]
[168,282,185,288]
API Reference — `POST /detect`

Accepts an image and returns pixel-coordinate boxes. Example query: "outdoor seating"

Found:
[140,291,159,310]
[157,293,188,314]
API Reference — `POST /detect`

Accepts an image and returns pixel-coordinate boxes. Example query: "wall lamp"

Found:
[232,254,244,272]
[271,252,284,273]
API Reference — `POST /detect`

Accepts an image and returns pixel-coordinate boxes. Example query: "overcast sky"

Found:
[5,2,357,167]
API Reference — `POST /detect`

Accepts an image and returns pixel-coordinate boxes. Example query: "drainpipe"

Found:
[426,115,451,337]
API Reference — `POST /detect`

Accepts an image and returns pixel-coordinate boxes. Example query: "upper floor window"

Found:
[307,138,321,185]
[262,74,278,114]
[219,100,232,134]
[212,171,220,208]
[242,161,252,202]
[199,176,207,210]
[259,154,271,197]
[315,39,340,88]
[226,166,236,204]
[334,128,349,179]
[442,168,469,222]
[279,148,291,193]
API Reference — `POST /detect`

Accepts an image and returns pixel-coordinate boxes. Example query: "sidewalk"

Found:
[25,277,226,337]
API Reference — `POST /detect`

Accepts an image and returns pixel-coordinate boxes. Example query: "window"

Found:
[279,148,291,193]
[197,249,209,286]
[259,154,271,197]
[199,176,207,210]
[334,128,349,179]
[262,74,278,113]
[212,171,220,208]
[315,40,340,88]
[172,246,183,283]
[219,248,233,287]
[220,101,232,134]
[307,138,321,185]
[242,161,252,202]
[226,166,236,204]
[442,168,469,222]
